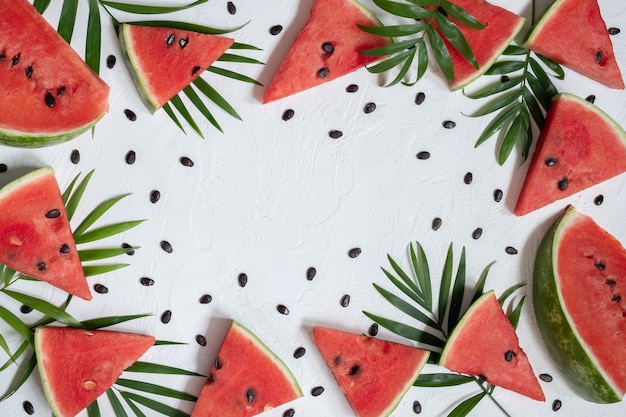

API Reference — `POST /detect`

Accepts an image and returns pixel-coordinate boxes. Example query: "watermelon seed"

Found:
[45,92,56,108]
[464,172,473,184]
[180,156,194,167]
[196,335,207,346]
[140,277,155,286]
[25,65,33,78]
[227,1,236,14]
[11,53,20,66]
[608,27,621,36]
[476,374,486,383]
[179,37,189,49]
[432,217,442,231]
[36,261,46,271]
[472,228,483,240]
[545,157,557,166]
[605,279,616,286]
[150,190,161,203]
[340,294,351,307]
[505,246,518,255]
[364,102,376,114]
[415,92,426,105]
[277,304,290,315]
[199,294,212,304]
[348,247,361,258]
[59,244,70,254]
[504,350,516,361]
[595,51,603,65]
[122,242,135,255]
[192,66,201,76]
[349,365,360,376]
[310,386,324,396]
[20,305,33,314]
[166,33,175,46]
[57,86,66,96]
[346,84,359,93]
[124,109,137,121]
[45,209,61,218]
[539,373,553,382]
[552,399,562,412]
[282,109,295,121]
[22,400,34,415]
[436,5,447,16]
[245,388,256,403]
[585,95,596,103]
[416,151,430,160]
[595,262,606,270]
[238,273,248,287]
[293,347,306,358]
[106,54,116,68]
[160,240,173,253]
[83,380,97,390]
[594,194,604,205]
[306,267,316,280]
[412,400,422,414]
[0,163,7,172]
[322,42,334,54]
[70,150,80,164]
[0,54,4,61]
[443,120,456,129]
[500,75,510,83]
[493,189,503,202]
[557,178,568,191]
[94,284,108,294]
[161,310,172,323]
[125,150,136,164]
[269,25,283,35]
[317,67,329,78]
[329,130,343,139]
[214,357,223,369]
[283,409,295,417]
[368,323,379,336]
[9,236,22,246]
[612,294,621,302]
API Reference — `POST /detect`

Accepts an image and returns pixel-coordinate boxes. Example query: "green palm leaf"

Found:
[0,341,28,372]
[0,306,33,345]
[192,77,242,120]
[101,0,207,14]
[373,283,440,329]
[363,311,445,348]
[126,361,204,377]
[87,400,102,417]
[119,391,190,417]
[447,247,466,332]
[106,389,129,417]
[65,170,95,221]
[58,0,79,43]
[73,193,131,237]
[182,86,223,133]
[434,12,477,69]
[414,373,474,387]
[116,379,197,402]
[410,242,433,310]
[0,353,36,401]
[437,243,454,328]
[449,392,487,417]
[74,220,146,245]
[86,0,102,73]
[3,290,83,328]
[207,66,262,85]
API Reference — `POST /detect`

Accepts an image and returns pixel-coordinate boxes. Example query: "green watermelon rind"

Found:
[519,0,561,48]
[0,166,54,198]
[34,327,66,417]
[533,205,622,403]
[0,116,104,149]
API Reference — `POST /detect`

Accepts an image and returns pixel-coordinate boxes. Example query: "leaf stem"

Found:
[474,379,512,417]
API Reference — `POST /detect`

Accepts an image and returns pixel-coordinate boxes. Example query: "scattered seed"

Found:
[179,37,189,49]
[464,172,473,184]
[166,33,175,46]
[348,247,361,258]
[306,267,317,281]
[25,65,33,78]
[20,305,33,314]
[552,399,562,412]
[180,156,194,167]
[71,149,80,164]
[45,209,61,218]
[59,244,70,254]
[0,163,7,173]
[346,84,359,93]
[415,92,426,105]
[161,310,172,324]
[605,279,616,286]
[608,27,621,36]
[282,109,295,121]
[472,228,483,240]
[196,335,207,346]
[317,67,329,78]
[432,217,442,231]
[23,400,35,415]
[124,109,137,121]
[505,246,518,255]
[539,373,553,382]
[140,277,155,286]
[368,323,379,336]
[160,240,173,253]
[106,54,116,68]
[413,400,422,414]
[283,409,295,417]
[36,261,46,271]
[57,86,66,96]
[557,177,569,191]
[416,151,430,160]
[192,65,201,76]
[363,102,376,114]
[340,294,351,307]
[199,294,212,304]
[293,347,306,358]
[94,284,108,294]
[246,388,256,403]
[500,75,510,83]
[545,157,558,166]
[442,120,456,129]
[504,350,516,361]
[329,130,343,139]
[45,92,56,108]
[269,25,283,35]
[122,242,135,256]
[585,95,596,103]
[594,194,604,205]
[612,294,621,302]
[125,150,136,165]
[311,386,324,396]
[277,304,290,315]
[595,262,606,270]
[150,190,161,203]
[493,189,503,202]
[595,51,603,64]
[11,54,20,66]
[227,1,236,14]
[238,273,248,287]
[322,42,334,53]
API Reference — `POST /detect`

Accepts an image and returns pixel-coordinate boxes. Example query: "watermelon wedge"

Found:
[191,321,302,416]
[523,0,624,90]
[313,327,429,417]
[514,93,626,216]
[0,0,110,148]
[119,24,234,113]
[439,291,545,401]
[0,167,90,300]
[262,0,391,103]
[433,0,526,90]
[534,206,626,403]
[34,326,156,417]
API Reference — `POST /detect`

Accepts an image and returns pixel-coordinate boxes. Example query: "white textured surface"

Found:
[1,0,626,416]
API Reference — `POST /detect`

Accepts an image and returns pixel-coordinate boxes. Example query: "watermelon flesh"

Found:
[523,0,624,90]
[515,93,626,216]
[0,0,109,148]
[262,0,391,103]
[191,321,302,417]
[534,206,626,403]
[313,327,429,417]
[0,167,91,300]
[119,24,234,113]
[439,291,545,401]
[34,326,156,417]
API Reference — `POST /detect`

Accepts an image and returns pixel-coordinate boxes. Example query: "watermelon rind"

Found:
[533,205,622,403]
[0,117,104,149]
[0,166,54,196]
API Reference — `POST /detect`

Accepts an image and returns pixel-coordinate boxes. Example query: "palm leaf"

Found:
[81,314,151,330]
[447,247,466,332]
[73,194,131,238]
[410,242,433,310]
[363,311,445,348]
[373,284,440,329]
[449,392,487,417]
[217,53,264,65]
[192,77,241,120]
[484,60,526,75]
[507,296,525,329]
[360,38,420,57]
[83,264,130,277]
[521,86,545,129]
[0,352,37,401]
[33,0,52,13]
[58,0,79,43]
[170,95,204,138]
[427,25,454,82]
[366,49,415,74]
[469,89,522,117]
[470,261,495,303]
[439,0,485,29]
[182,86,223,133]
[207,66,262,85]
[464,76,524,100]
[358,23,428,37]
[3,290,83,328]
[437,243,454,328]
[115,379,197,402]
[78,247,139,261]
[0,341,28,372]
[125,361,203,377]
[74,220,146,245]
[162,103,186,133]
[65,169,95,221]
[86,0,102,73]
[385,48,417,87]
[414,373,474,387]
[119,391,190,417]
[434,12,477,69]
[498,282,526,305]
[124,20,246,35]
[474,103,520,147]
[497,109,527,165]
[381,268,429,310]
[0,306,33,345]
[372,0,431,19]
[100,0,208,14]
[106,389,129,417]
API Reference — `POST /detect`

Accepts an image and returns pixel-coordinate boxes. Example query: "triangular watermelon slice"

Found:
[515,93,626,216]
[522,0,624,89]
[313,327,430,417]
[0,167,91,300]
[439,291,545,401]
[262,0,391,103]
[119,24,234,113]
[34,326,156,417]
[191,321,302,416]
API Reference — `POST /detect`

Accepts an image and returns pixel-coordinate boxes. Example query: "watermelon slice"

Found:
[523,0,624,90]
[439,291,545,401]
[534,206,626,403]
[262,0,391,103]
[0,0,110,148]
[119,24,234,113]
[313,327,429,417]
[34,326,156,417]
[433,0,526,90]
[191,321,302,416]
[514,93,626,216]
[0,167,90,300]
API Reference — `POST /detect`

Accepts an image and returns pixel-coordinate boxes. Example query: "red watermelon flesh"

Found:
[433,0,526,90]
[119,24,234,113]
[34,326,155,417]
[313,327,429,417]
[0,167,90,300]
[514,93,626,216]
[523,0,624,90]
[262,0,391,103]
[439,291,545,401]
[0,0,110,148]
[191,321,302,417]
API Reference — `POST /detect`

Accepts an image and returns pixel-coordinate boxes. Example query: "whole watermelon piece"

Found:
[534,205,626,403]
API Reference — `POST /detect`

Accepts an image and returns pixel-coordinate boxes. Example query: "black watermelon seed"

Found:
[140,277,155,286]
[432,217,442,231]
[238,273,248,287]
[282,109,295,121]
[363,102,376,114]
[340,294,351,307]
[476,374,486,383]
[595,51,603,64]
[493,189,503,202]
[414,92,426,105]
[25,65,33,78]
[94,283,108,294]
[192,66,201,76]
[294,347,306,358]
[500,75,510,83]
[277,304,290,315]
[605,279,616,286]
[317,67,330,78]
[609,27,621,35]
[160,240,173,253]
[180,156,194,167]
[150,190,161,203]
[0,54,4,61]
[595,262,606,270]
[311,386,324,396]
[71,149,80,164]
[59,244,70,254]
[269,25,283,35]
[348,247,361,258]
[45,92,56,108]
[20,305,33,314]
[368,323,379,336]
[166,33,175,46]
[349,365,360,376]
[122,242,135,256]
[199,294,212,304]
[0,163,7,173]
[125,150,136,165]
[545,157,557,166]
[283,409,295,417]
[306,267,317,281]
[504,350,516,361]
[612,294,621,302]
[214,357,223,369]
[436,5,447,16]
[106,54,116,68]
[322,42,334,53]
[463,172,473,184]
[416,151,430,160]
[329,130,343,139]
[472,228,483,240]
[539,373,553,382]
[246,388,256,403]
[57,86,66,96]
[413,400,422,414]
[45,209,61,218]
[161,310,172,324]
[442,120,456,129]
[196,335,207,346]
[36,261,46,271]
[11,54,20,66]
[23,400,34,415]
[585,95,596,103]
[594,194,604,205]
[505,246,518,255]
[346,84,359,93]
[227,1,236,14]
[179,37,189,49]
[552,399,562,412]
[557,177,569,191]
[124,109,137,121]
